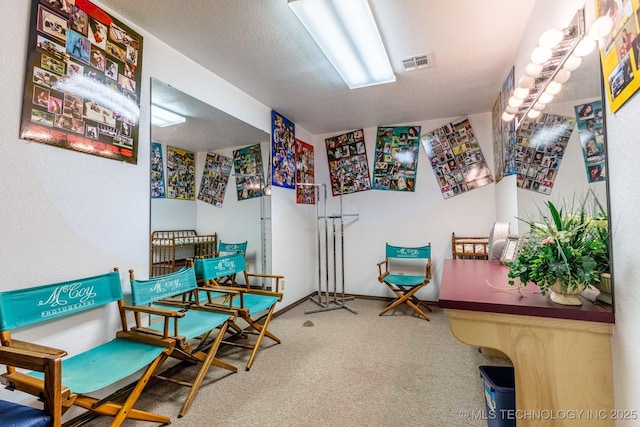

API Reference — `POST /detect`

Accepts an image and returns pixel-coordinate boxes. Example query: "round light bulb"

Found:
[553,69,571,83]
[502,111,515,122]
[588,15,614,40]
[518,75,536,88]
[573,37,596,57]
[505,105,519,114]
[538,93,554,104]
[539,28,564,49]
[513,86,530,100]
[544,81,562,95]
[533,102,546,111]
[527,109,542,119]
[530,46,553,64]
[562,55,582,71]
[524,62,544,77]
[508,96,524,108]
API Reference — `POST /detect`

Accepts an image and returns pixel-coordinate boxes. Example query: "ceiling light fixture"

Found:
[151,104,186,127]
[288,0,395,89]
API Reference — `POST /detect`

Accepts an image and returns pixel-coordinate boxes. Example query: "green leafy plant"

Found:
[507,191,609,296]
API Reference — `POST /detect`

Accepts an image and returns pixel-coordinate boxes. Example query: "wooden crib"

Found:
[150,229,217,276]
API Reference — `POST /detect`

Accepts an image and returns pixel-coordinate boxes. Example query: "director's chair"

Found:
[377,243,432,320]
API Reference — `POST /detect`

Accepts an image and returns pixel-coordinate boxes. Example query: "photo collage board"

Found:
[198,152,233,208]
[372,125,421,192]
[271,110,296,189]
[493,67,518,183]
[166,146,195,200]
[233,143,265,201]
[421,117,493,199]
[574,100,607,182]
[514,113,576,194]
[22,0,143,164]
[595,0,640,113]
[150,142,166,199]
[296,139,316,204]
[325,129,372,196]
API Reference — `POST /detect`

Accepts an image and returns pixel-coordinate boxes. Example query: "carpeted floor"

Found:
[79,297,512,427]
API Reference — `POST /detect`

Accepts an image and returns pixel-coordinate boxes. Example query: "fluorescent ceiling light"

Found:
[151,104,186,127]
[288,0,395,89]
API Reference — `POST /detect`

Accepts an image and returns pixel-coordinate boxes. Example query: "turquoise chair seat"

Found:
[384,274,426,287]
[29,339,167,394]
[149,305,230,338]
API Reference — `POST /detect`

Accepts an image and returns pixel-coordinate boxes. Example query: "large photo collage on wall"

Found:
[21,0,143,163]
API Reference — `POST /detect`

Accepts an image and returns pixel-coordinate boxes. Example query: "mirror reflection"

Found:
[150,78,271,277]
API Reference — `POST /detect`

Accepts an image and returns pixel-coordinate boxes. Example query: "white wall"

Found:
[606,54,640,426]
[310,113,496,302]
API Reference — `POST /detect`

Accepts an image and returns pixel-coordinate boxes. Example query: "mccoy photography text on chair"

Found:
[216,241,248,285]
[0,270,178,427]
[194,253,283,371]
[451,232,489,259]
[0,346,62,427]
[127,266,238,417]
[377,243,432,321]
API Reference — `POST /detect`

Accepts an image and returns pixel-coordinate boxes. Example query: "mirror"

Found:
[150,78,272,276]
[512,4,611,302]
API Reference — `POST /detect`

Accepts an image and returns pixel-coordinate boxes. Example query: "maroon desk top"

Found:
[438,259,614,324]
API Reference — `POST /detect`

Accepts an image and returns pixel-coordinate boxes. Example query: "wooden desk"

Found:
[439,259,614,426]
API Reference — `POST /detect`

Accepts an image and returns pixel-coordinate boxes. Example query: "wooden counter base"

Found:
[447,309,613,426]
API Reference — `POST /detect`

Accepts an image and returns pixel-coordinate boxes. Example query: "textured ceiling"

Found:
[98,0,537,136]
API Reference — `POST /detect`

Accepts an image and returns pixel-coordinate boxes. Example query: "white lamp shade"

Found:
[518,75,536,88]
[513,86,530,100]
[562,55,582,71]
[533,102,546,111]
[508,96,524,108]
[527,109,542,119]
[502,111,515,122]
[530,46,552,64]
[544,81,562,95]
[573,37,597,57]
[538,93,554,104]
[588,15,614,40]
[539,28,564,49]
[553,69,571,83]
[524,62,544,77]
[505,104,519,114]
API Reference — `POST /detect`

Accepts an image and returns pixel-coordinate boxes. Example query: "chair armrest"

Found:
[376,260,388,279]
[246,273,284,292]
[116,331,176,349]
[0,346,67,426]
[7,340,67,358]
[121,304,186,317]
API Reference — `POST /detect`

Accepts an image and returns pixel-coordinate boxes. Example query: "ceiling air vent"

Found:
[402,53,433,71]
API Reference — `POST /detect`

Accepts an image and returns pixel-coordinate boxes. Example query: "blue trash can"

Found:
[479,366,515,427]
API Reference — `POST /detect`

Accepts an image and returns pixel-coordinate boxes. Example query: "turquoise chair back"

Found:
[0,271,121,332]
[129,267,198,306]
[194,253,246,282]
[218,241,247,255]
[386,244,431,260]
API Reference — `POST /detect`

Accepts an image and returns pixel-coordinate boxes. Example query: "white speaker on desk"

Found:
[488,222,510,263]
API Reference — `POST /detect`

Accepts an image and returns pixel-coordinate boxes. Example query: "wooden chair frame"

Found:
[127,266,238,417]
[0,346,63,427]
[451,232,489,259]
[377,243,432,321]
[0,269,177,427]
[194,254,283,371]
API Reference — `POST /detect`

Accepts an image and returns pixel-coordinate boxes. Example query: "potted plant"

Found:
[507,191,609,305]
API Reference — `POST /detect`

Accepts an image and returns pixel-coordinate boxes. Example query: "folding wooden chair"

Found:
[0,346,63,427]
[127,266,238,417]
[377,243,432,320]
[194,253,283,371]
[0,270,177,426]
